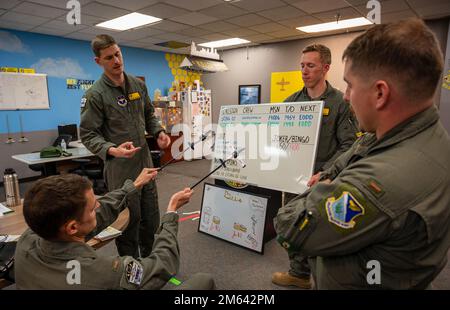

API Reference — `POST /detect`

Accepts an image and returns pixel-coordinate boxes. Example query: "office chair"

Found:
[70,159,107,195]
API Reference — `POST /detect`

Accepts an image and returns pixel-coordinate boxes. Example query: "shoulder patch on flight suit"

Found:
[117,95,127,107]
[128,92,141,101]
[317,183,378,234]
[325,191,364,229]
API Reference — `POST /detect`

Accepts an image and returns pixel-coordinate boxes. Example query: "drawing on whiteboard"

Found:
[224,190,242,203]
[246,234,258,249]
[232,222,247,239]
[210,216,221,232]
[250,215,258,235]
[199,183,269,253]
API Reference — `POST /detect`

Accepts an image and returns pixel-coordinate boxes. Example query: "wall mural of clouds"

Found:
[31,57,91,79]
[0,31,30,54]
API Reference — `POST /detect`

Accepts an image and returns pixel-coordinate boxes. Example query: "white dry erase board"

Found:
[211,101,324,194]
[0,72,50,110]
[198,183,269,254]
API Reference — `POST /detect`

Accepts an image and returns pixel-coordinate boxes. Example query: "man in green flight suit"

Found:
[15,169,215,289]
[80,34,171,258]
[275,18,450,289]
[272,44,358,289]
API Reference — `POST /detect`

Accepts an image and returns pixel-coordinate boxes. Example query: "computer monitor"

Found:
[58,124,78,141]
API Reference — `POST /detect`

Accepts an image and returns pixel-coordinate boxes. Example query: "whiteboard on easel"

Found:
[0,72,50,110]
[211,101,324,194]
[198,183,269,253]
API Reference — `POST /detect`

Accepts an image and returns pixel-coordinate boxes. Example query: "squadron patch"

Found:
[325,191,364,229]
[81,97,87,108]
[125,260,143,285]
[117,95,128,107]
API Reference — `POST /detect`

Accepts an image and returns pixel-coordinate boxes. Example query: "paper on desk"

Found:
[0,202,13,216]
[94,226,122,241]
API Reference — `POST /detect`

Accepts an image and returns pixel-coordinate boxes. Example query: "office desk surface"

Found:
[12,146,94,165]
[0,204,129,249]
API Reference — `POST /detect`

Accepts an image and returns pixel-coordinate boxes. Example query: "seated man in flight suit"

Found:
[14,168,214,289]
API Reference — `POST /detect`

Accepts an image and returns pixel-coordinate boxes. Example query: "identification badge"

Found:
[128,92,141,101]
[323,108,330,116]
[117,95,127,107]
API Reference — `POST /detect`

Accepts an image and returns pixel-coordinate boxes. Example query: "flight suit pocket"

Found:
[278,208,318,253]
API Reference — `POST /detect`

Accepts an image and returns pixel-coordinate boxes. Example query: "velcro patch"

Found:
[323,108,330,116]
[125,260,143,285]
[325,191,364,229]
[128,92,141,101]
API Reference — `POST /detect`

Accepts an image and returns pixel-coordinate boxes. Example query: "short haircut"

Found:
[23,174,92,240]
[303,44,332,65]
[343,18,444,103]
[91,34,117,57]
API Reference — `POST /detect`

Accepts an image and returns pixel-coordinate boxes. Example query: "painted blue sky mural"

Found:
[0,29,173,134]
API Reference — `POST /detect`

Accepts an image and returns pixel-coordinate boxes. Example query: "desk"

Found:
[0,204,129,288]
[12,145,95,176]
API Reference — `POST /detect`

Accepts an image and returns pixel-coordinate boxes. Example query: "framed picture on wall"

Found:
[239,84,261,105]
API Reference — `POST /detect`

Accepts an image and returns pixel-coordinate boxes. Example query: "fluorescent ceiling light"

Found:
[95,12,161,31]
[199,38,250,48]
[296,17,372,33]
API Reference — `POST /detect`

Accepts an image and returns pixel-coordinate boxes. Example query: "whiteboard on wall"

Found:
[211,101,324,194]
[0,72,50,110]
[198,183,269,253]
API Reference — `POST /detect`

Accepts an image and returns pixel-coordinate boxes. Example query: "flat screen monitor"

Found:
[58,124,78,141]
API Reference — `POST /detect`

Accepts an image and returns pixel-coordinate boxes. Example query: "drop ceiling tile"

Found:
[0,11,47,27]
[249,22,289,33]
[78,26,122,37]
[0,0,22,10]
[197,21,240,32]
[57,14,106,27]
[152,32,192,41]
[64,31,97,41]
[278,15,322,28]
[356,0,410,16]
[313,7,362,22]
[290,0,350,14]
[170,12,218,26]
[380,10,417,23]
[413,3,450,18]
[241,33,276,42]
[178,26,213,37]
[257,5,307,21]
[39,20,88,32]
[138,3,191,19]
[227,14,271,27]
[0,20,35,31]
[222,28,259,36]
[30,26,74,36]
[200,32,231,41]
[231,0,286,12]
[113,26,165,40]
[12,2,66,18]
[27,0,94,9]
[163,0,223,11]
[407,0,449,8]
[198,3,247,19]
[81,2,130,19]
[96,0,159,11]
[150,20,192,32]
[137,36,167,44]
[267,28,303,38]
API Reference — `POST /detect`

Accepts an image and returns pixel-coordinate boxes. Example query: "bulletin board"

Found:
[198,183,269,254]
[0,72,50,110]
[211,101,324,194]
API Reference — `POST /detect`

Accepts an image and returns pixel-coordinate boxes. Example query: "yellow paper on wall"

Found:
[270,71,304,103]
[19,68,35,73]
[1,67,19,73]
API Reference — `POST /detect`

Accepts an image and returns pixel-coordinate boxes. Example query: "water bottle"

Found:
[3,168,20,208]
[61,139,67,152]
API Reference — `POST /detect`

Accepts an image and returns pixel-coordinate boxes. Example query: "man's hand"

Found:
[167,188,193,212]
[157,131,171,150]
[133,168,158,189]
[307,172,331,187]
[108,142,141,158]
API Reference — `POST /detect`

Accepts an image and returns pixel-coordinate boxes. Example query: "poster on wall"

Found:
[270,71,304,103]
[198,183,269,254]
